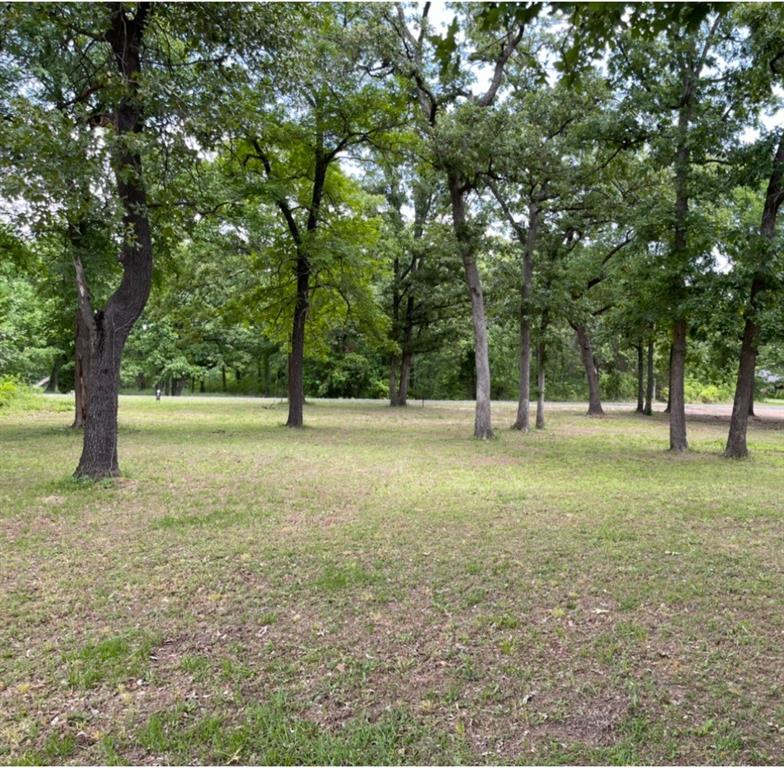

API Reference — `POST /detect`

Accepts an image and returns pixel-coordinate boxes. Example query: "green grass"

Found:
[1,395,783,764]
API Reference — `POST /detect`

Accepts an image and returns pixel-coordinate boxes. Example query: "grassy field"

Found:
[1,395,783,765]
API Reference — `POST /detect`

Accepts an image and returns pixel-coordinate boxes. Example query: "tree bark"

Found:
[635,344,644,413]
[669,319,688,452]
[286,148,326,427]
[398,351,412,406]
[574,322,604,416]
[389,247,402,407]
[725,132,784,458]
[449,172,493,438]
[665,343,673,413]
[536,339,546,430]
[389,356,400,406]
[513,201,536,431]
[72,309,89,429]
[644,339,654,416]
[286,270,308,426]
[75,4,153,479]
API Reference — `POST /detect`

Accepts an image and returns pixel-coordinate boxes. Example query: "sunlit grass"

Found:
[1,395,783,764]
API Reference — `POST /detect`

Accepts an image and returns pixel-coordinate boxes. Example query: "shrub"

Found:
[0,375,45,411]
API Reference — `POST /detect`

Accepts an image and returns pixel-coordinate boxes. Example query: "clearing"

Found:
[1,396,783,764]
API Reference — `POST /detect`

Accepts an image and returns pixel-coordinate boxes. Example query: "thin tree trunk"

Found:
[665,343,673,414]
[75,4,154,479]
[47,356,62,393]
[221,365,226,392]
[644,338,654,416]
[449,172,492,439]
[72,309,89,429]
[389,246,402,407]
[574,322,604,416]
[395,292,415,407]
[398,351,412,406]
[635,344,644,413]
[513,201,536,431]
[666,48,700,452]
[389,356,400,406]
[726,133,784,457]
[536,339,546,430]
[669,319,688,452]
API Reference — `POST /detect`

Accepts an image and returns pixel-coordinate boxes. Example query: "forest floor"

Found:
[1,395,783,765]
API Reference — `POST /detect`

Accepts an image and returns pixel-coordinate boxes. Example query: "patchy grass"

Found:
[1,395,783,764]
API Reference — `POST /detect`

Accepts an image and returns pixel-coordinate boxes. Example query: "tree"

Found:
[236,5,403,426]
[387,3,534,438]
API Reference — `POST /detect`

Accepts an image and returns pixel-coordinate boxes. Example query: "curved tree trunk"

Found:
[644,339,654,416]
[725,133,784,457]
[449,172,492,439]
[669,319,688,452]
[75,4,154,479]
[574,323,604,416]
[725,299,760,458]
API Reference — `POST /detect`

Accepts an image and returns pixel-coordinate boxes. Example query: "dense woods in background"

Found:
[1,2,783,475]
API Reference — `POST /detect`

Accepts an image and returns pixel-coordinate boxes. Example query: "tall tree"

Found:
[387,3,533,438]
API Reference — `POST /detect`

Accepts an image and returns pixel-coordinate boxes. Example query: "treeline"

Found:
[0,3,783,478]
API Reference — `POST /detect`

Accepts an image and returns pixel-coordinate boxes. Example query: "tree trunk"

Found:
[668,319,688,452]
[286,248,309,427]
[725,133,784,457]
[665,343,673,413]
[512,201,536,431]
[574,323,604,416]
[398,351,412,406]
[666,56,695,451]
[75,5,154,480]
[635,344,644,413]
[221,366,226,392]
[389,356,400,406]
[449,172,493,439]
[725,299,760,458]
[200,378,205,393]
[77,328,122,478]
[72,309,89,429]
[644,339,654,416]
[47,356,62,393]
[536,339,546,430]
